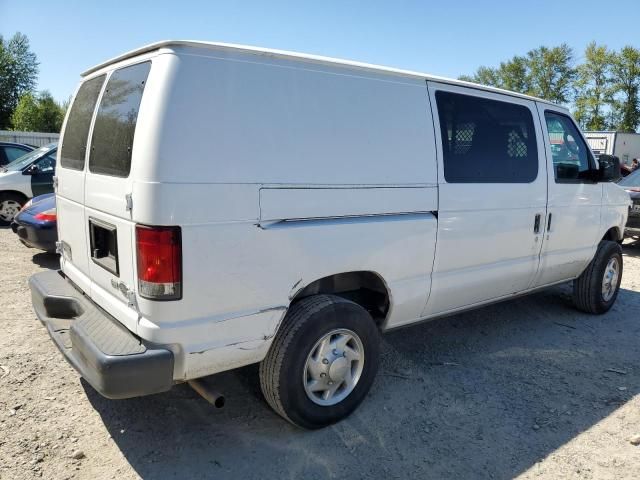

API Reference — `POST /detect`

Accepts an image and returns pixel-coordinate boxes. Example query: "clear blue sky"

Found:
[2,0,639,102]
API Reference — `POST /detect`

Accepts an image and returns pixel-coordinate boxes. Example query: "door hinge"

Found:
[56,240,72,260]
[125,193,133,211]
[53,176,59,190]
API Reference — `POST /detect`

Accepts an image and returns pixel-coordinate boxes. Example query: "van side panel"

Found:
[129,50,438,380]
[136,211,437,380]
[146,49,436,185]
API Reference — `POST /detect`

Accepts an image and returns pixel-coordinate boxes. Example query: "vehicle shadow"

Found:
[31,252,60,270]
[622,238,640,259]
[85,283,640,479]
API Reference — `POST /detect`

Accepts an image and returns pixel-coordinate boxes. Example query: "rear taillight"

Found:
[136,225,182,300]
[34,208,57,222]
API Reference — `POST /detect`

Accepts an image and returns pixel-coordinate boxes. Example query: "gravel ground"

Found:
[1,226,640,480]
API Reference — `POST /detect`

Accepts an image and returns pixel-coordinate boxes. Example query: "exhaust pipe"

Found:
[188,379,225,408]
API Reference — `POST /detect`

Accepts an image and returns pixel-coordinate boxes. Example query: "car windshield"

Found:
[618,168,640,188]
[2,143,57,172]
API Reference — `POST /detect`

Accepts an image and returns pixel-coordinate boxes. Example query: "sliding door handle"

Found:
[533,213,541,234]
[547,213,552,232]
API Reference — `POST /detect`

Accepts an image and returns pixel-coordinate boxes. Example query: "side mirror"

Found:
[597,154,621,182]
[23,164,40,175]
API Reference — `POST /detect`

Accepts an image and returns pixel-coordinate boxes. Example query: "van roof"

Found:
[82,40,559,107]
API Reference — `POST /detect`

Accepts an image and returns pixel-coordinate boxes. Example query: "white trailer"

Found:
[585,131,640,165]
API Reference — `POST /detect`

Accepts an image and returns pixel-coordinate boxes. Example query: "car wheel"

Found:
[259,294,380,429]
[0,193,26,226]
[573,240,623,314]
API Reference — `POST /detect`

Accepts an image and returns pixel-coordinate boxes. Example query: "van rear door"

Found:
[83,61,151,333]
[57,75,106,294]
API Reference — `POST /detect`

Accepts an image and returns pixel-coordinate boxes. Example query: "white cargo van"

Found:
[30,41,630,429]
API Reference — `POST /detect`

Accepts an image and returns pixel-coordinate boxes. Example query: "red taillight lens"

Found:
[34,208,57,222]
[136,225,182,300]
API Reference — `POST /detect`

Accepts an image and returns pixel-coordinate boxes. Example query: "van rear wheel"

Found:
[573,240,623,314]
[259,294,380,429]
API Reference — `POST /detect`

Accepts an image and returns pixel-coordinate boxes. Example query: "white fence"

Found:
[0,130,59,147]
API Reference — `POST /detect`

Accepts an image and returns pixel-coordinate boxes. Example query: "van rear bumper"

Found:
[29,270,174,399]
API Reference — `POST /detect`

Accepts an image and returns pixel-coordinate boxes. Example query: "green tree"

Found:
[0,33,39,129]
[497,56,529,94]
[526,44,575,103]
[460,46,575,103]
[573,42,614,130]
[609,46,640,132]
[11,91,65,133]
[460,66,501,87]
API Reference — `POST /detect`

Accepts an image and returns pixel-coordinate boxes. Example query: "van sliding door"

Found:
[423,82,547,316]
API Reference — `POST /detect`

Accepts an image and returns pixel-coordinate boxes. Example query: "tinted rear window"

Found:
[436,91,538,183]
[60,75,106,170]
[89,62,151,177]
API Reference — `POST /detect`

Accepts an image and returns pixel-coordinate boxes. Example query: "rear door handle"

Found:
[533,213,541,234]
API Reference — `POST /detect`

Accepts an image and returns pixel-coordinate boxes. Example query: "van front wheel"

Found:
[573,240,623,314]
[259,294,380,429]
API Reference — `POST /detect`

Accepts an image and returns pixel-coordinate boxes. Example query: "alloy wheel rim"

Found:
[0,200,21,222]
[303,328,365,406]
[601,256,620,302]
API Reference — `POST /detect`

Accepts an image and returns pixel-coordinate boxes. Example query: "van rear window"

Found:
[89,62,151,177]
[60,75,106,170]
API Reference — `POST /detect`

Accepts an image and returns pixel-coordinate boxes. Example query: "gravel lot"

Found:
[1,225,640,480]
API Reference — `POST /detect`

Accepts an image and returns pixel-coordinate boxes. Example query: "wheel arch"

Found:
[601,225,623,243]
[289,270,391,328]
[0,190,29,202]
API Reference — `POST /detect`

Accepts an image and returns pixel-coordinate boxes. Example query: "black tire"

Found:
[573,240,623,314]
[259,294,380,429]
[0,192,27,226]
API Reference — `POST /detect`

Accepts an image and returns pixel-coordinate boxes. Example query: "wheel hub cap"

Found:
[328,356,349,383]
[601,257,620,302]
[303,328,365,406]
[0,200,21,222]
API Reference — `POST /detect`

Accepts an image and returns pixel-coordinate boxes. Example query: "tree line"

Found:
[0,32,65,133]
[2,32,639,134]
[460,42,640,133]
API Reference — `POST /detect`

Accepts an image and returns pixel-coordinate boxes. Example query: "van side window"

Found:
[60,75,106,170]
[435,91,538,183]
[89,62,151,178]
[544,112,594,183]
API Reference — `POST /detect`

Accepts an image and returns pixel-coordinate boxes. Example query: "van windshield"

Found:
[2,143,57,172]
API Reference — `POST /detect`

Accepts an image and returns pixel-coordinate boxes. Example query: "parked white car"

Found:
[0,143,57,224]
[30,42,630,429]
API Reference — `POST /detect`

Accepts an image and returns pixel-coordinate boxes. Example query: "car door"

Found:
[29,150,57,197]
[82,61,151,334]
[56,74,107,294]
[531,106,602,287]
[423,83,547,316]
